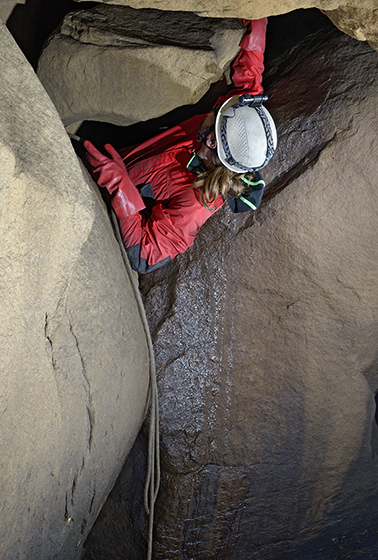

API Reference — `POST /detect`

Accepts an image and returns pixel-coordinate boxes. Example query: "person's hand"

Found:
[83,141,126,194]
[83,140,145,217]
[239,19,252,30]
[238,18,267,53]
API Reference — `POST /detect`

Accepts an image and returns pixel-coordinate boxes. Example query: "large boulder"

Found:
[82,12,378,560]
[37,4,244,128]
[0,22,150,560]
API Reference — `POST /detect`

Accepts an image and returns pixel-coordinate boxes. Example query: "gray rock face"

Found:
[83,13,378,560]
[37,4,244,128]
[0,22,150,560]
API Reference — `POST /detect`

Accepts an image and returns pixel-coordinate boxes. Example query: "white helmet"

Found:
[215,94,277,173]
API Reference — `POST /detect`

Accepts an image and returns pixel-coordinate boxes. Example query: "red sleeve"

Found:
[216,18,267,105]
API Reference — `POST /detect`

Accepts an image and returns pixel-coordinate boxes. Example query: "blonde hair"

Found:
[192,164,247,211]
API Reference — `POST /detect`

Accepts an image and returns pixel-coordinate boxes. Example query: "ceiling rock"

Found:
[324,6,378,51]
[82,13,378,560]
[73,0,378,52]
[37,4,244,128]
[70,0,344,17]
[0,21,150,560]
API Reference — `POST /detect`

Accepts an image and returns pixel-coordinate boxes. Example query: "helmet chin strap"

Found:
[198,123,219,167]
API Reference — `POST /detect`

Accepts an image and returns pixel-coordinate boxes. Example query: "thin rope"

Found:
[110,209,160,560]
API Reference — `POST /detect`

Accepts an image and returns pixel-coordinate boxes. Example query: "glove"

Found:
[83,141,145,217]
[239,18,267,53]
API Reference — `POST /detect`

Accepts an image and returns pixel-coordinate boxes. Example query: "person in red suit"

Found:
[84,18,277,273]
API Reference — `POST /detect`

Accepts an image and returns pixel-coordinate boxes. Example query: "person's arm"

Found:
[216,18,267,106]
[118,191,216,273]
[231,18,266,95]
[83,141,222,273]
[83,141,146,217]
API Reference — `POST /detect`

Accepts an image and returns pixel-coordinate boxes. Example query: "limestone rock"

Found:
[0,1,25,22]
[0,22,150,560]
[83,13,378,560]
[37,4,244,128]
[72,0,378,23]
[73,0,378,53]
[144,26,378,559]
[324,6,378,51]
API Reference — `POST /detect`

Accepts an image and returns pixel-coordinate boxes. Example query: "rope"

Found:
[110,209,160,560]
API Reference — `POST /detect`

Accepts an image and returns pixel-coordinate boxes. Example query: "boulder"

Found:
[324,6,378,51]
[37,4,244,128]
[0,22,150,560]
[0,1,25,22]
[83,12,378,560]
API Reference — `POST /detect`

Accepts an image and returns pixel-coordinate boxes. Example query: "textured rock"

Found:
[0,1,25,22]
[145,26,378,559]
[0,22,150,560]
[37,4,244,127]
[324,6,378,51]
[72,0,337,16]
[83,12,378,560]
[73,0,378,53]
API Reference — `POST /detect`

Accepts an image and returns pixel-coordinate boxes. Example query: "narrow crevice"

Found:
[64,492,69,520]
[68,316,95,452]
[374,393,378,427]
[44,312,57,371]
[89,489,96,514]
[371,392,378,459]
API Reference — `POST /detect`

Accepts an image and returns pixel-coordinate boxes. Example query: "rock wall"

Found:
[3,2,378,560]
[143,19,378,559]
[82,12,378,560]
[324,6,378,51]
[0,21,150,560]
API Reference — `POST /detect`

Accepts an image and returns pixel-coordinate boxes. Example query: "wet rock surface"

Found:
[0,21,150,560]
[37,4,243,128]
[82,12,378,560]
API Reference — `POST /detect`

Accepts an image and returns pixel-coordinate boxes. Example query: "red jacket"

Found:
[84,18,267,273]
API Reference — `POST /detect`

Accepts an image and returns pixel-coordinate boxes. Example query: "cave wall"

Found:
[78,9,378,560]
[0,20,150,560]
[1,2,378,560]
[0,1,24,22]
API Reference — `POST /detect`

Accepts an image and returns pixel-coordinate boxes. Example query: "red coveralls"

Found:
[84,18,267,273]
